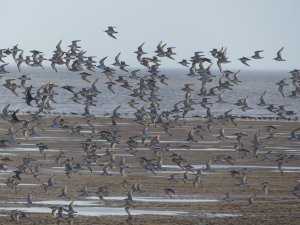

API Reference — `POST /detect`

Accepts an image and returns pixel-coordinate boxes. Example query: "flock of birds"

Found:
[0,26,300,224]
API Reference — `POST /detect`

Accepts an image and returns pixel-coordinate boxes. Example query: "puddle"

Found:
[47,168,120,174]
[265,146,296,150]
[19,137,83,142]
[0,198,219,210]
[163,148,235,152]
[86,196,219,203]
[0,200,100,206]
[225,136,237,139]
[78,123,135,126]
[270,170,300,173]
[157,170,222,175]
[0,207,50,214]
[5,147,59,152]
[44,169,66,173]
[47,129,66,132]
[203,212,242,218]
[0,183,40,186]
[187,148,235,151]
[143,140,190,144]
[93,140,108,142]
[162,164,300,170]
[148,140,223,144]
[0,170,14,173]
[0,207,186,216]
[0,153,17,156]
[113,123,134,125]
[130,147,234,152]
[79,207,186,216]
[80,131,93,134]
[96,153,134,157]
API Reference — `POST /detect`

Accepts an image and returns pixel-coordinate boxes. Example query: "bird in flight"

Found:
[273,47,286,61]
[104,26,118,39]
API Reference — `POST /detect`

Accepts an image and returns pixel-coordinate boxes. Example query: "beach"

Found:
[1,0,300,224]
[1,57,299,225]
[0,115,299,224]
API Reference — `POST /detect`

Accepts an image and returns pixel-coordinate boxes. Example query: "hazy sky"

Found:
[2,0,300,70]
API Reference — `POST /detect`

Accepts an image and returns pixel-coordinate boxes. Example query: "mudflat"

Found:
[0,116,300,225]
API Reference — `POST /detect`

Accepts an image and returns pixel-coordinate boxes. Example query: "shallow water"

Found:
[0,200,100,206]
[20,143,36,146]
[0,206,186,216]
[265,146,298,150]
[157,170,222,175]
[0,197,219,206]
[162,164,300,170]
[86,196,219,203]
[4,147,59,152]
[186,148,235,151]
[203,212,242,218]
[0,153,17,156]
[0,206,242,218]
[270,170,300,173]
[0,183,40,186]
[20,137,83,141]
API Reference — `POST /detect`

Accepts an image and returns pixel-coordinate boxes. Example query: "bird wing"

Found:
[277,47,284,57]
[115,52,121,63]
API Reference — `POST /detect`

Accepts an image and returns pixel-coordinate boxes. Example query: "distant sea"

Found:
[1,66,299,119]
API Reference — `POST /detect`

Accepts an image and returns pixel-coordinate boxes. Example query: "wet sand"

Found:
[0,116,300,224]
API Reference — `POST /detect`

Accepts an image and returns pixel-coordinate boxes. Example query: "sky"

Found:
[1,0,300,70]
